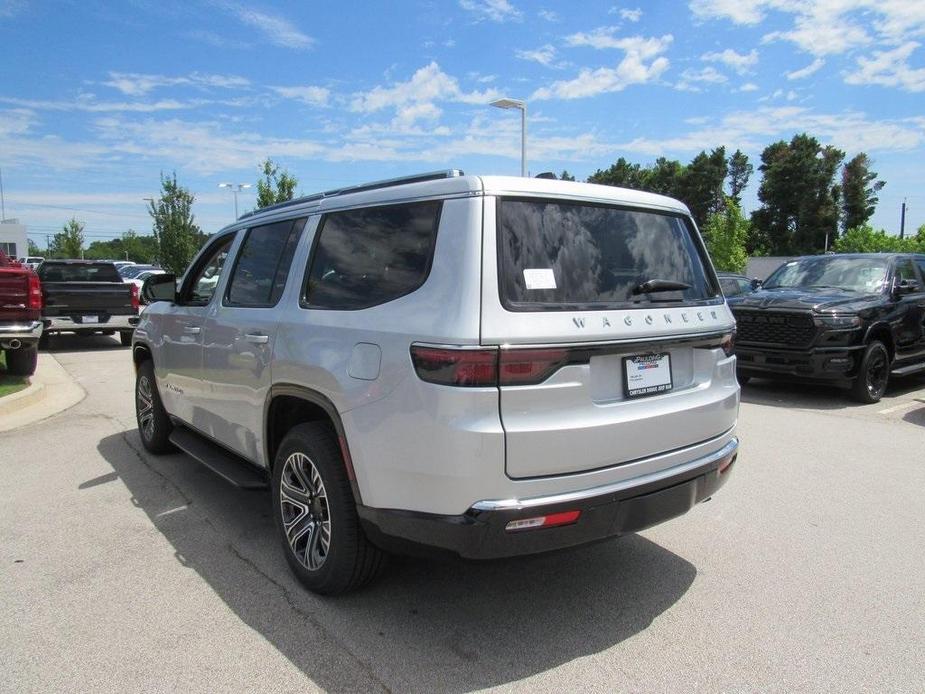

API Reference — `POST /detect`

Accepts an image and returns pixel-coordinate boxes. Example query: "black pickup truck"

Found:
[731,253,925,403]
[36,260,140,347]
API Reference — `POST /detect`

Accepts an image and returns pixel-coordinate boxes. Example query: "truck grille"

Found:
[733,310,816,347]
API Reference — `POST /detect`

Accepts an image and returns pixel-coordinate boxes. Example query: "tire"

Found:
[272,422,386,595]
[135,360,174,453]
[120,331,133,347]
[38,333,50,350]
[737,373,751,386]
[5,345,38,376]
[850,340,890,404]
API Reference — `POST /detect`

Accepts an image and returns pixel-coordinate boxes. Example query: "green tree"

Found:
[51,217,85,258]
[841,153,885,232]
[727,149,752,206]
[256,158,299,208]
[148,172,202,276]
[27,240,43,257]
[702,198,749,273]
[834,224,924,253]
[558,170,576,181]
[750,134,844,255]
[588,157,645,189]
[84,230,160,263]
[677,147,727,230]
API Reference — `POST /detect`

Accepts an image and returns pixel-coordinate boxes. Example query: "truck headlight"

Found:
[814,314,861,329]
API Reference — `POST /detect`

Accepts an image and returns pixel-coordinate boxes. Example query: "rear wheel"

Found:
[120,331,133,347]
[737,373,751,386]
[850,340,890,404]
[5,345,38,376]
[272,422,386,595]
[38,333,50,350]
[135,360,174,453]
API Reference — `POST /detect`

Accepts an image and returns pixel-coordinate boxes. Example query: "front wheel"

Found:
[135,360,174,453]
[850,340,890,404]
[272,423,386,595]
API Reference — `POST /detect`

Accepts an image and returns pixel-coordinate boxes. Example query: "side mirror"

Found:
[142,273,178,304]
[894,279,920,296]
[750,278,763,290]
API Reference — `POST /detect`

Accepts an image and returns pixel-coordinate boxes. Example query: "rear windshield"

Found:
[498,198,718,311]
[39,263,122,283]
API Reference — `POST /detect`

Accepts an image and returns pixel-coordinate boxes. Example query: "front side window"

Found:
[894,259,918,286]
[498,198,716,311]
[226,218,306,307]
[720,278,741,296]
[303,201,442,310]
[183,236,234,305]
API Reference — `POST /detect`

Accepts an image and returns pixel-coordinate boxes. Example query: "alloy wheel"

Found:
[137,375,155,441]
[279,452,331,571]
[866,348,888,399]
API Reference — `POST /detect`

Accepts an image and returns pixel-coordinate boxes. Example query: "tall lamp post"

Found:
[218,182,252,220]
[490,98,527,177]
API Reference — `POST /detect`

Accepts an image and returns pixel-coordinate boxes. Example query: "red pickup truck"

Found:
[0,250,42,375]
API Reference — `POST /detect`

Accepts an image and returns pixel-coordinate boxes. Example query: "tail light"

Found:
[130,283,140,311]
[720,331,735,357]
[27,272,42,310]
[410,346,498,386]
[410,345,574,387]
[505,510,581,532]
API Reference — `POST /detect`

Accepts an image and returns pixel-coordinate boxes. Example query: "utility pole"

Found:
[0,167,6,221]
[900,198,907,239]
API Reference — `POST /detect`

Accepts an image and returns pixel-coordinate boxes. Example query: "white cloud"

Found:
[786,58,825,80]
[676,66,728,91]
[534,35,673,100]
[689,0,766,25]
[351,62,500,113]
[102,71,250,96]
[845,42,925,92]
[701,48,758,74]
[220,3,314,50]
[620,8,642,22]
[516,45,559,67]
[458,0,521,22]
[740,82,760,91]
[0,0,26,18]
[538,9,558,22]
[270,85,331,106]
[0,95,196,113]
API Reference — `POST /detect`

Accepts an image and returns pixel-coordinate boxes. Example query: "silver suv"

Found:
[133,171,740,594]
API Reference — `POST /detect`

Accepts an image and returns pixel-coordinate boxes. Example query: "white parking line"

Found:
[877,401,920,415]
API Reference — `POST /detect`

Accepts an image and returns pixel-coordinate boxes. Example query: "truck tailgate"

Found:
[42,282,136,316]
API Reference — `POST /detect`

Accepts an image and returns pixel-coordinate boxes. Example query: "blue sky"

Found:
[1,0,923,247]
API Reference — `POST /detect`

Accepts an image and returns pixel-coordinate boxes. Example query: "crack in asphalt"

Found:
[227,544,393,694]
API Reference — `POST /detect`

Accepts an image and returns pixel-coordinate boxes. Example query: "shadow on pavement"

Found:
[740,374,925,410]
[96,430,696,692]
[44,333,128,353]
[903,405,925,427]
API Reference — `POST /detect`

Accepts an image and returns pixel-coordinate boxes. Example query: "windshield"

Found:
[764,257,889,294]
[498,198,717,310]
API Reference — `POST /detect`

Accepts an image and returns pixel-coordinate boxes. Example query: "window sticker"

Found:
[523,268,557,290]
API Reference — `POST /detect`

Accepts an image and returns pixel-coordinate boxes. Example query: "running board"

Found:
[169,426,269,490]
[891,362,925,377]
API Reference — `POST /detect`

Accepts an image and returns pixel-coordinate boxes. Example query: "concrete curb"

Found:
[0,353,86,433]
[0,380,46,417]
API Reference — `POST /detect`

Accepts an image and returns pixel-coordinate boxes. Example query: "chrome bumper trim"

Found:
[44,315,139,331]
[472,437,739,512]
[0,320,43,341]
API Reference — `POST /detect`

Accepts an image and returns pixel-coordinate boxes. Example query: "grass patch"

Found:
[0,351,29,398]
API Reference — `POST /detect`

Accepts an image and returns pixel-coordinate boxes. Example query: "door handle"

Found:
[182,326,201,335]
[244,333,269,344]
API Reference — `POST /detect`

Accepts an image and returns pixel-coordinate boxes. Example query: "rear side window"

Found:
[226,218,306,307]
[498,198,717,311]
[720,278,741,296]
[39,263,122,283]
[303,201,442,310]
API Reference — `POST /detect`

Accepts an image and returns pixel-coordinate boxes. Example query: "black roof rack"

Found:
[238,169,465,221]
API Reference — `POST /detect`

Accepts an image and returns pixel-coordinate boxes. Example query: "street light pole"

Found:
[218,183,252,220]
[490,98,527,177]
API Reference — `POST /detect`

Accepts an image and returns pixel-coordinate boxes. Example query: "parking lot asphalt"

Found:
[2,335,924,693]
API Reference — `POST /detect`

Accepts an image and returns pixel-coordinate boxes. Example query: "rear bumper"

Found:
[43,314,140,333]
[358,437,738,560]
[0,320,43,345]
[736,344,863,381]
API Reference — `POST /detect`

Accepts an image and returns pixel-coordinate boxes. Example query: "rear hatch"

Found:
[38,263,136,317]
[480,192,738,479]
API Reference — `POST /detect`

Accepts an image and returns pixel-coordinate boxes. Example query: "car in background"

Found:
[732,253,925,403]
[119,264,157,280]
[36,260,140,346]
[112,261,136,271]
[717,272,760,303]
[127,269,166,294]
[22,257,45,270]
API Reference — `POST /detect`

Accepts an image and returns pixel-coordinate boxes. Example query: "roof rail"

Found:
[238,169,465,221]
